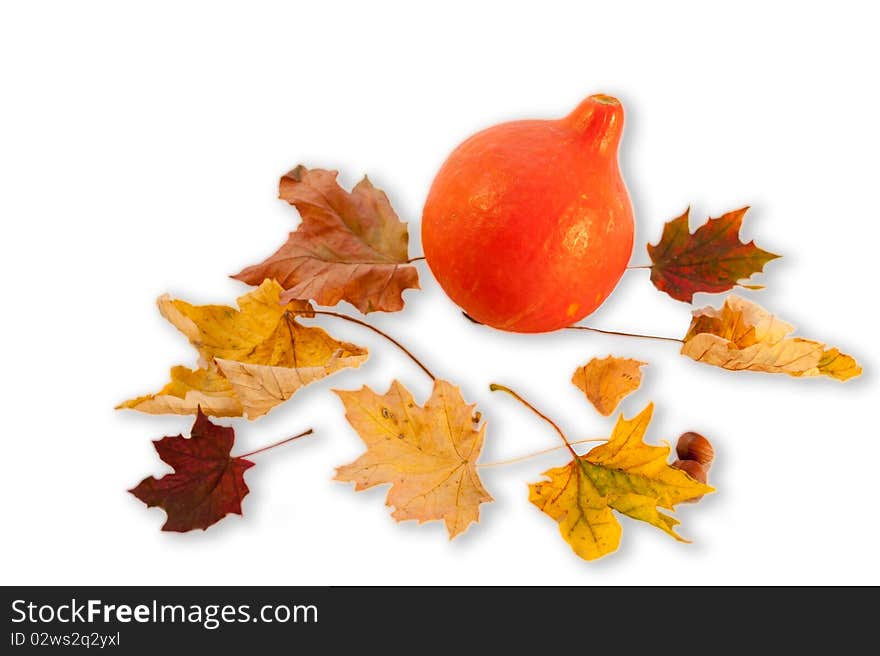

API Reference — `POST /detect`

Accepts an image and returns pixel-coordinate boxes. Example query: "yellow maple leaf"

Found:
[530,403,712,561]
[681,295,861,381]
[571,356,646,416]
[334,379,492,539]
[119,279,368,419]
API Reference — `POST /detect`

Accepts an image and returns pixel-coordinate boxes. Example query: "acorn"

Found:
[676,432,714,467]
[672,459,709,503]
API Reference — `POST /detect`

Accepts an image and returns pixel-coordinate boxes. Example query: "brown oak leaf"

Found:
[232,166,419,313]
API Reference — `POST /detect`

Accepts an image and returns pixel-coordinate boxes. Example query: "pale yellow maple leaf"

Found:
[335,379,492,539]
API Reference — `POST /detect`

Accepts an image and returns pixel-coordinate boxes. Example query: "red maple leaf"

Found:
[646,207,780,303]
[129,410,254,532]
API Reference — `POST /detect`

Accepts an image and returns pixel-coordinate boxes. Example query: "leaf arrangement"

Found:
[120,166,861,561]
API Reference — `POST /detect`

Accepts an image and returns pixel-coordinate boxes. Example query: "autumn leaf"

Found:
[647,207,780,302]
[232,166,420,313]
[814,348,862,381]
[530,403,713,561]
[118,279,368,419]
[334,379,492,539]
[129,410,254,532]
[571,356,646,416]
[681,295,861,381]
[117,365,242,417]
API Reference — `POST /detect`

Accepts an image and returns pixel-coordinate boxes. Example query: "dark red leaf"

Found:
[129,410,254,532]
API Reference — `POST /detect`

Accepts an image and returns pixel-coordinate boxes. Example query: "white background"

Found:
[2,1,878,585]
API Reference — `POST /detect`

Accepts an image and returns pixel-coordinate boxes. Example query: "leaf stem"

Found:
[463,311,682,343]
[407,256,427,263]
[489,383,577,457]
[290,309,436,382]
[477,437,606,468]
[626,264,653,270]
[237,428,314,459]
[565,325,683,343]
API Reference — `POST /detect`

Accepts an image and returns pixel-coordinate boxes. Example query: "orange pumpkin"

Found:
[422,94,634,333]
